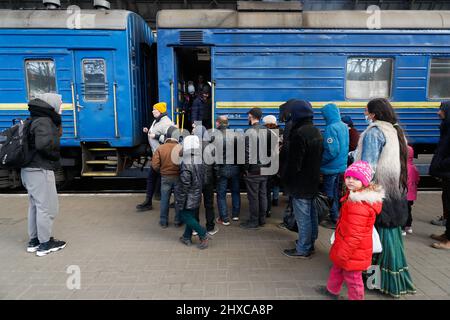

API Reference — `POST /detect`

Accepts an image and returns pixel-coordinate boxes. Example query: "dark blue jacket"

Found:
[320,103,349,175]
[430,101,450,178]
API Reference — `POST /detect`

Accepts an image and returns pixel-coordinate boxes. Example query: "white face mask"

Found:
[188,85,195,94]
[365,114,373,124]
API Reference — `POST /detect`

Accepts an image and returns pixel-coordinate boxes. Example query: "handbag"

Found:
[330,227,383,254]
[283,211,298,233]
[313,192,333,223]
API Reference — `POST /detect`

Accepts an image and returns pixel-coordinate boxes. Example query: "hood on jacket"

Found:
[35,93,62,114]
[321,103,341,125]
[347,183,385,210]
[290,99,314,123]
[279,98,296,122]
[28,98,56,112]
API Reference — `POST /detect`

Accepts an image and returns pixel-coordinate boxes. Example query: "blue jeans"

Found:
[293,197,318,255]
[160,175,180,225]
[216,166,241,221]
[322,173,341,222]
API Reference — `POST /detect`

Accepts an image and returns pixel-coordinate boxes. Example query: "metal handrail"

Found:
[212,80,216,129]
[170,80,174,122]
[71,81,78,138]
[113,82,119,138]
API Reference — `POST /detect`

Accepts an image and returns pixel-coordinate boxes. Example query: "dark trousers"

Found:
[244,175,268,226]
[195,182,215,232]
[444,178,450,239]
[146,167,161,199]
[405,201,414,228]
[443,177,450,220]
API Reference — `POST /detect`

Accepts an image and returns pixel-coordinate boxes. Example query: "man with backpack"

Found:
[21,93,66,256]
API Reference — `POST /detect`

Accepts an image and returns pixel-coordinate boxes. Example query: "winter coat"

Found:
[191,96,211,127]
[355,121,408,228]
[349,127,360,152]
[407,146,420,201]
[320,104,349,175]
[244,123,273,176]
[148,113,173,153]
[214,126,242,178]
[429,101,450,178]
[282,118,323,199]
[330,184,384,271]
[151,140,182,177]
[26,99,61,171]
[175,151,205,211]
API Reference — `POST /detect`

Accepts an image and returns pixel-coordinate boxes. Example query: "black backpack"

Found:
[0,119,34,169]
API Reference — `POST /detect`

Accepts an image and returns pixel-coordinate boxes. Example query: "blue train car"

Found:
[156,9,450,155]
[0,8,157,187]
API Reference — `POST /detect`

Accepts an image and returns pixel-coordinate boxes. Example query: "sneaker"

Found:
[179,237,192,246]
[232,216,239,221]
[294,240,315,254]
[315,285,339,300]
[402,231,407,236]
[27,238,40,253]
[431,216,447,226]
[282,248,311,259]
[192,230,198,236]
[174,221,183,228]
[197,238,209,250]
[277,222,288,230]
[36,238,66,257]
[405,227,413,234]
[239,222,259,230]
[160,222,168,229]
[207,227,219,236]
[216,217,230,226]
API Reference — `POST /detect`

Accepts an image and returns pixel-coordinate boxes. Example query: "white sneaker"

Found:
[192,231,198,236]
[232,217,239,221]
[402,231,407,236]
[405,227,413,234]
[207,227,219,236]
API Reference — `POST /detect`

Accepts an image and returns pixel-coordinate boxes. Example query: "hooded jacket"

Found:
[429,101,450,178]
[407,146,420,201]
[148,113,173,153]
[330,184,384,271]
[320,103,349,175]
[282,101,323,199]
[26,98,61,171]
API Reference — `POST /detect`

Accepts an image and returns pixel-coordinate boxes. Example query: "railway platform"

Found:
[0,191,449,300]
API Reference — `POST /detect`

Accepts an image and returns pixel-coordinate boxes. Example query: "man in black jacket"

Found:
[22,93,66,257]
[430,101,450,250]
[282,100,323,258]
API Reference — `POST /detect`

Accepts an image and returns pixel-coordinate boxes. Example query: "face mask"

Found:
[188,85,195,94]
[365,115,373,124]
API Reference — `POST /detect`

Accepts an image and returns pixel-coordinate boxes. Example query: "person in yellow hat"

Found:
[137,102,174,212]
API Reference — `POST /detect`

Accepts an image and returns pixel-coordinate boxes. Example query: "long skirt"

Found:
[374,227,416,298]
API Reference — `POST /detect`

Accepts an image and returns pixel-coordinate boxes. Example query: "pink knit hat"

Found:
[344,160,373,187]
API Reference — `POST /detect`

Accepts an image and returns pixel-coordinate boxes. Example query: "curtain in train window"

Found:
[428,59,450,99]
[346,58,392,100]
[25,60,57,99]
[82,59,107,101]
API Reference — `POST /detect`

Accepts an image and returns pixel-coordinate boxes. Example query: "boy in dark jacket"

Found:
[176,135,209,249]
[22,93,66,257]
[282,100,323,259]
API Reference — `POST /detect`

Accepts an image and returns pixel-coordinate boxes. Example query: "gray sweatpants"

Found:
[21,168,59,243]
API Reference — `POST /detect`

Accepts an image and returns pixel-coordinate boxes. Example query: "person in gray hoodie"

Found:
[22,93,66,257]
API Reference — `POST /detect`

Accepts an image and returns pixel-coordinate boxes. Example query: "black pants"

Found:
[195,181,216,232]
[244,175,268,226]
[146,167,160,200]
[444,178,450,239]
[405,201,414,228]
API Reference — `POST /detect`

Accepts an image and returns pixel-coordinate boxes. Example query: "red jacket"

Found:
[329,184,384,271]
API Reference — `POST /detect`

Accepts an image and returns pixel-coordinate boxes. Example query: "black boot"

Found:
[136,197,153,211]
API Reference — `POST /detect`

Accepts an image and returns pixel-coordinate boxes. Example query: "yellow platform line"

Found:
[0,103,74,111]
[216,101,441,109]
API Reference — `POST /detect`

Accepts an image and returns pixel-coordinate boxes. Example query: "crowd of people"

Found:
[18,91,450,300]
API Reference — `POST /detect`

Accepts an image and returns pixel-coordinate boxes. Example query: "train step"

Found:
[81,143,123,177]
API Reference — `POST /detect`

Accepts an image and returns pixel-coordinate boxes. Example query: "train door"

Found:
[174,47,212,131]
[73,51,115,139]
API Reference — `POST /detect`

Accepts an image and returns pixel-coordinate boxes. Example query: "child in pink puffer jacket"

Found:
[403,145,420,235]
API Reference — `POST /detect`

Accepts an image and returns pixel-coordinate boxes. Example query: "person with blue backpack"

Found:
[21,93,66,257]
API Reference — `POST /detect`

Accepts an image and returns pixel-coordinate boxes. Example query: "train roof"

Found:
[157,10,450,29]
[0,9,132,30]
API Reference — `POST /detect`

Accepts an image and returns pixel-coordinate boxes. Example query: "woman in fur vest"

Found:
[354,98,416,298]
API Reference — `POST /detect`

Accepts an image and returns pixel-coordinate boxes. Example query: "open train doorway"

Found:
[174,47,212,132]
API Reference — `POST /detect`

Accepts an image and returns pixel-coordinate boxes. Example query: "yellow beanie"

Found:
[153,102,167,113]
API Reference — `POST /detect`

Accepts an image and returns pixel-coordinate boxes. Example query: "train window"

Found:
[428,58,450,99]
[82,59,107,101]
[25,60,57,99]
[346,58,392,100]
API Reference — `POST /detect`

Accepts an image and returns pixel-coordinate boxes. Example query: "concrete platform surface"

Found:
[0,191,449,300]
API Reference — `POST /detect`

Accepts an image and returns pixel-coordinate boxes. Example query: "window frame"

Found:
[345,56,394,101]
[24,59,57,100]
[81,58,108,102]
[427,57,450,100]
